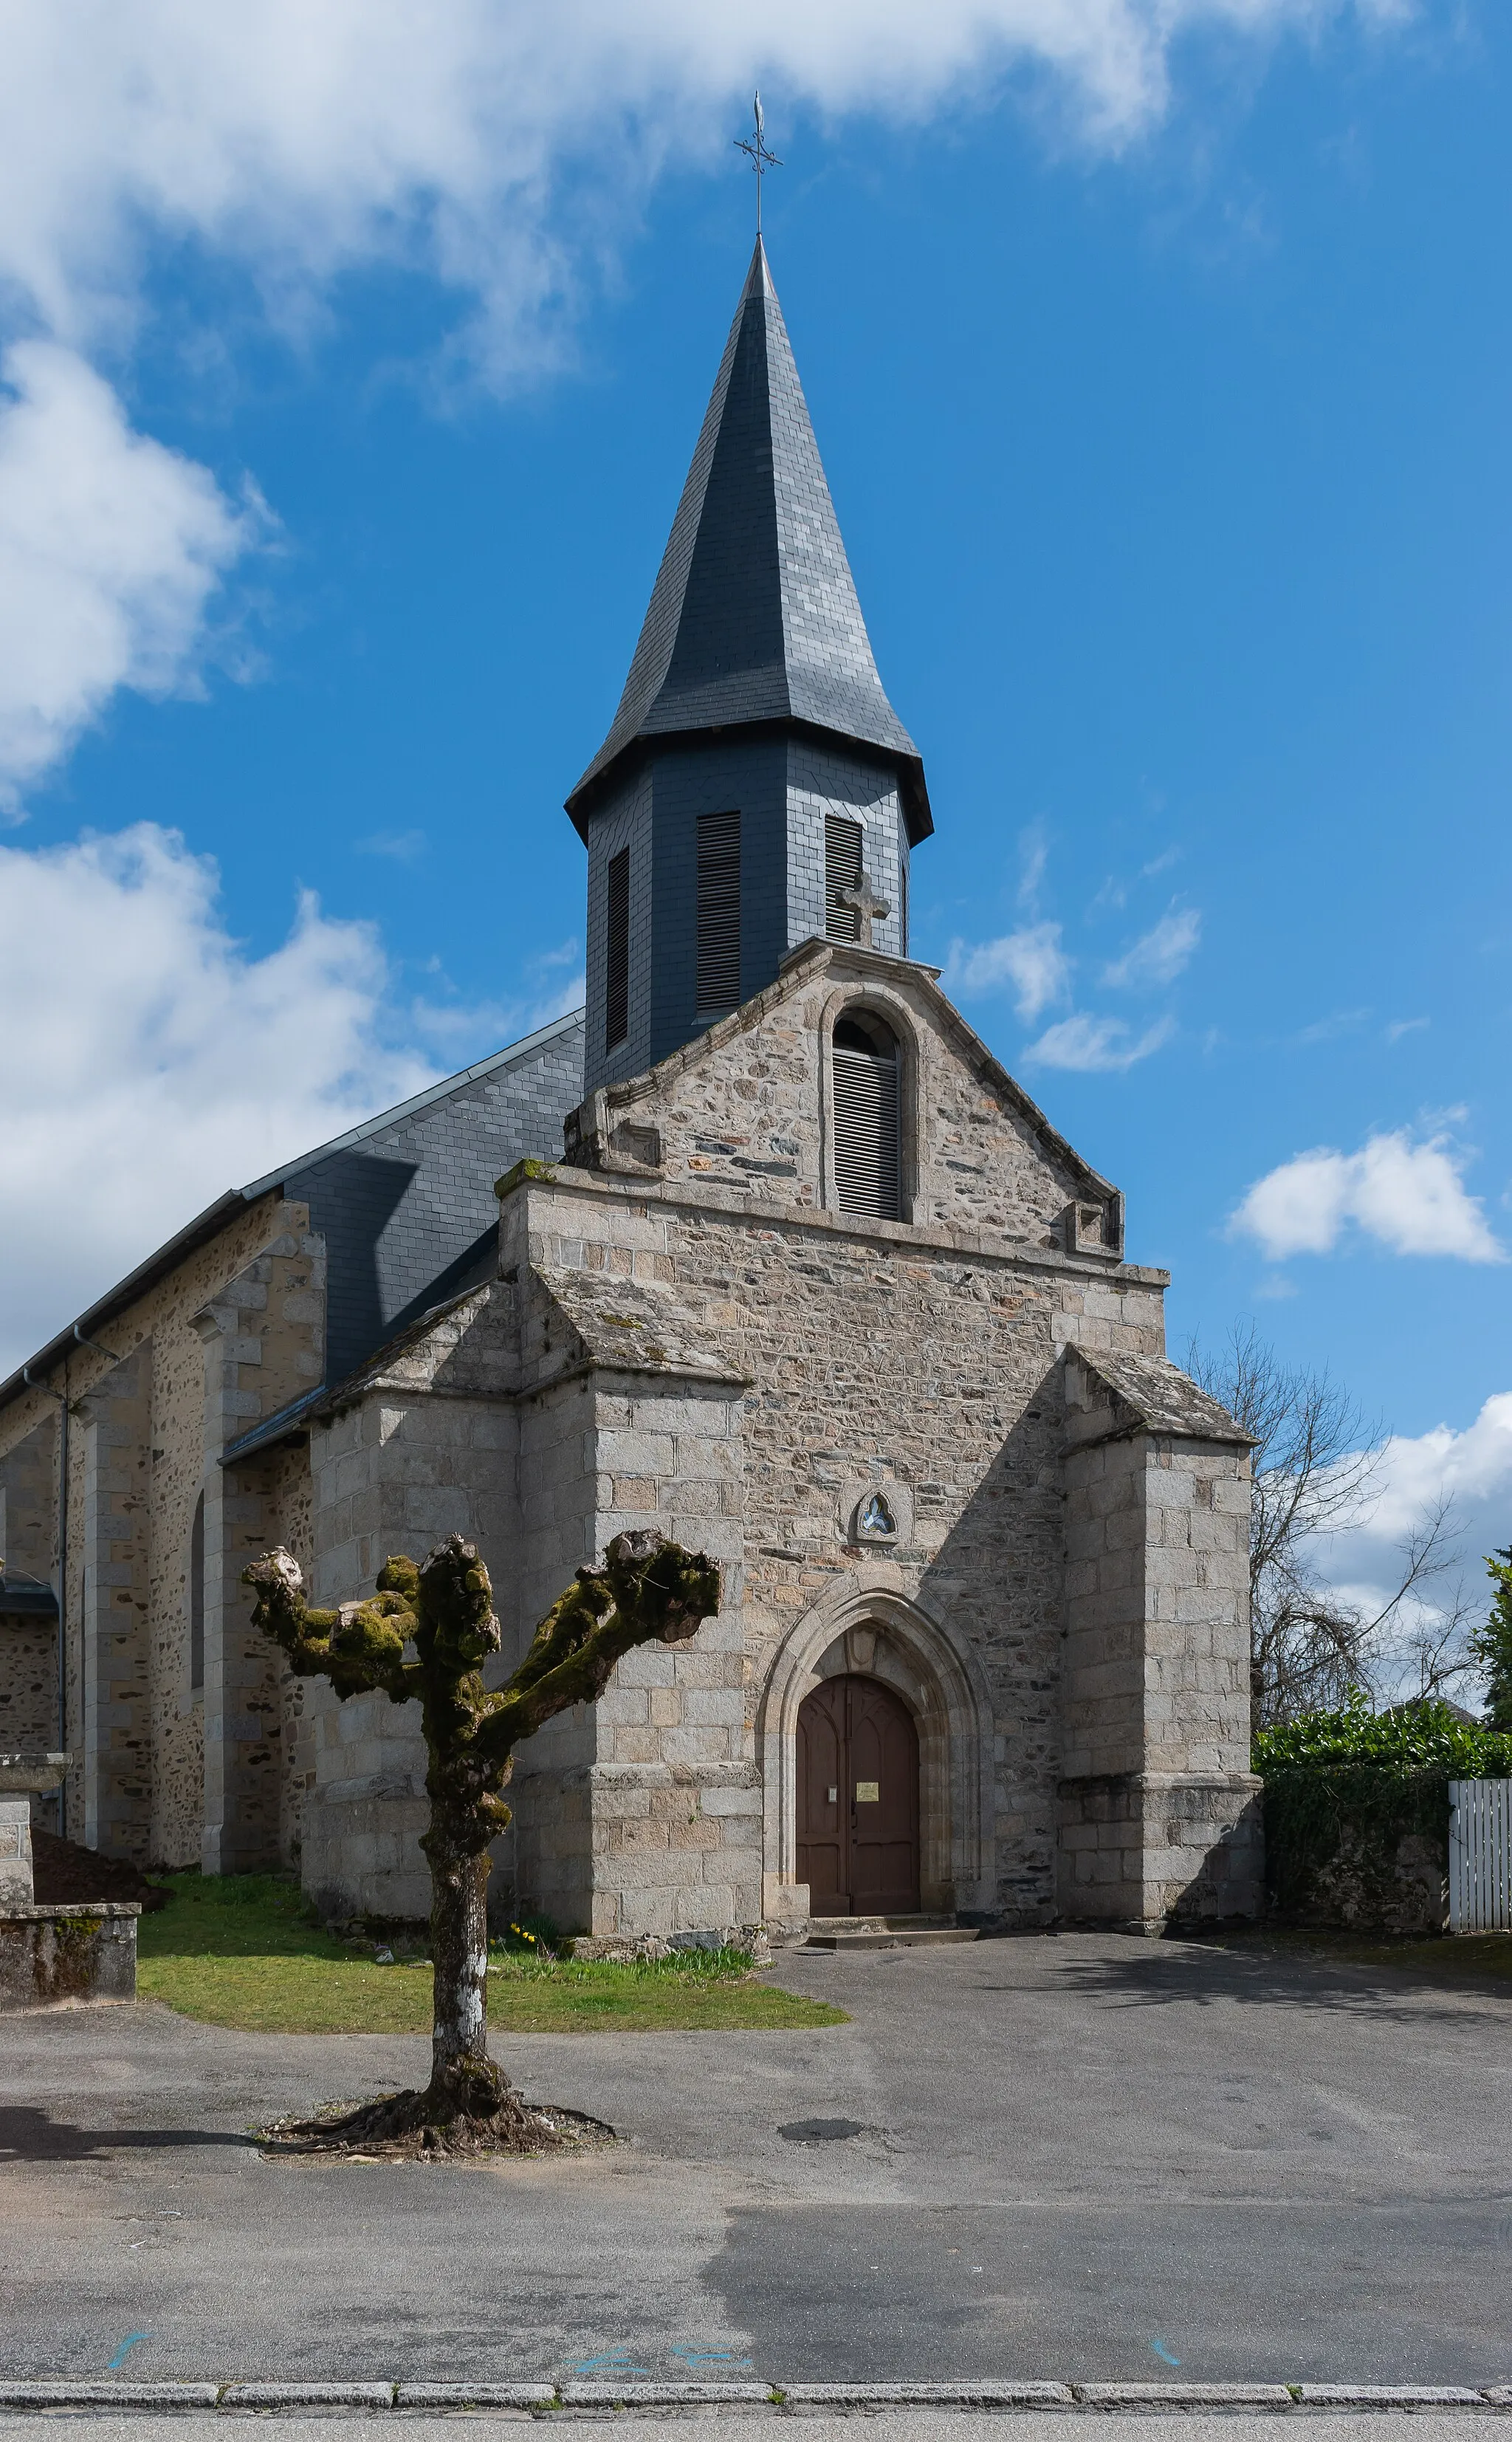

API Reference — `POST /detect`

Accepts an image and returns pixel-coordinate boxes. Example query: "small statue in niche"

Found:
[856,1491,897,1542]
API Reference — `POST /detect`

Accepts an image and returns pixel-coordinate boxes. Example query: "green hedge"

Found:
[1253,1699,1512,1924]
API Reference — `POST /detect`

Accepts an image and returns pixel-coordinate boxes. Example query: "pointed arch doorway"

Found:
[797,1674,920,1915]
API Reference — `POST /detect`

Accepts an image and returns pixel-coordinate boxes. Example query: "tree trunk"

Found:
[421,1822,521,2132]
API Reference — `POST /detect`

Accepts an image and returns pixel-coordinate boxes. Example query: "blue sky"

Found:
[2,0,1510,1613]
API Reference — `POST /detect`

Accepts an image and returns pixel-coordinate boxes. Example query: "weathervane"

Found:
[735,92,782,236]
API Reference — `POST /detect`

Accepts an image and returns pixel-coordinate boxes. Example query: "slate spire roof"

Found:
[567,238,931,840]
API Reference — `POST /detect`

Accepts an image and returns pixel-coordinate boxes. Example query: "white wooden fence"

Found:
[1449,1779,1512,1932]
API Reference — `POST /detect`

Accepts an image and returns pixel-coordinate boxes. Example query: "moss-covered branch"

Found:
[478,1531,721,1764]
[243,1548,418,1703]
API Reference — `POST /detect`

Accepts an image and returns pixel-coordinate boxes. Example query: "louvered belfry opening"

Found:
[831,1011,902,1221]
[825,814,864,942]
[605,846,630,1051]
[696,809,742,1017]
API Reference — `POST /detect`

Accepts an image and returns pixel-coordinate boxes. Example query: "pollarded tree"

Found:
[243,1529,720,2155]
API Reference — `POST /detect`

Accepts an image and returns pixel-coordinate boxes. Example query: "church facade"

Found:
[0,241,1261,1938]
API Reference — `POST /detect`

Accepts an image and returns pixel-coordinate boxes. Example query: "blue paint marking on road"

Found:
[571,2351,651,2376]
[108,2335,151,2371]
[671,2346,755,2370]
[1150,2339,1182,2367]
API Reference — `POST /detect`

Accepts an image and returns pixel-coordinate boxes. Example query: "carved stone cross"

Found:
[834,872,891,949]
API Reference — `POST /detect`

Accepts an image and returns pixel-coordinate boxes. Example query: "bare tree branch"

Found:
[1187,1326,1469,1730]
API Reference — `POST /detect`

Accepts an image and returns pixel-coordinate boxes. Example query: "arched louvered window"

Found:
[831,1011,902,1221]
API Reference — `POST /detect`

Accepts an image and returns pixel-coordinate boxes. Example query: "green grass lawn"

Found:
[137,1875,848,2034]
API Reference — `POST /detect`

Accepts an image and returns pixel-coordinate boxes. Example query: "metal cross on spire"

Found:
[734,92,782,235]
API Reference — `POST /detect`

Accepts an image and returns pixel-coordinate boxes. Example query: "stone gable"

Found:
[563,937,1122,1258]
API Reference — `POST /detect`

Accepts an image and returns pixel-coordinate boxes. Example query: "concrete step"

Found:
[802,1919,980,1952]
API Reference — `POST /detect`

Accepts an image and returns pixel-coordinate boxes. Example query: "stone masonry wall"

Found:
[80,1342,154,1862]
[571,1376,753,1938]
[507,1159,1166,1928]
[263,1439,315,1874]
[0,1619,58,1752]
[568,939,1120,1258]
[1060,1376,1257,1925]
[301,1283,520,1921]
[193,1216,324,1874]
[0,1416,57,1582]
[0,1190,297,1869]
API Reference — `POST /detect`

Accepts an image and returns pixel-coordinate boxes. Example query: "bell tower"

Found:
[567,239,932,1094]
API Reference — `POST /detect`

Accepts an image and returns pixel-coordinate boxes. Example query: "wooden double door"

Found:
[797,1673,920,1916]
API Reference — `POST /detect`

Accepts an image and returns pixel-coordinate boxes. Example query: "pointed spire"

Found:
[567,240,930,840]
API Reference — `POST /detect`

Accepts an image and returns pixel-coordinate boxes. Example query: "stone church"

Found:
[0,239,1260,1939]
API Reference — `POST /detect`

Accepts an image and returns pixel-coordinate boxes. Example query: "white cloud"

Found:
[0,1,1419,800]
[1231,1128,1505,1264]
[0,2,1416,367]
[0,822,574,1376]
[0,342,257,808]
[1312,1394,1512,1671]
[1358,1396,1512,1544]
[1022,1011,1175,1071]
[1017,824,1051,911]
[357,829,427,862]
[944,920,1071,1021]
[1102,905,1200,989]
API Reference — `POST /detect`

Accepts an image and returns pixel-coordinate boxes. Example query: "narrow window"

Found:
[696,810,741,1016]
[605,846,630,1052]
[188,1490,205,1692]
[831,1012,901,1221]
[825,815,863,941]
[898,851,908,958]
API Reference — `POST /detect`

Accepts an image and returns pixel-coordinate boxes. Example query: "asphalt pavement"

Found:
[1,1932,1509,2387]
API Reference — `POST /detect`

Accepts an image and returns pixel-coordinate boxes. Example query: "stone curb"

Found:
[559,2385,775,2407]
[778,2385,1075,2406]
[395,2389,557,2410]
[0,2387,223,2410]
[0,2378,1508,2414]
[220,2389,397,2412]
[1073,2389,1296,2408]
[1296,2393,1490,2410]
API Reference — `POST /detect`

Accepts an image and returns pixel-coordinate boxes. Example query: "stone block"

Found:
[0,1800,35,1907]
[699,1782,763,1816]
[0,1904,139,2007]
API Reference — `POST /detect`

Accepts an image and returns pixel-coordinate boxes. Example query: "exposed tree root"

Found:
[259,2086,611,2162]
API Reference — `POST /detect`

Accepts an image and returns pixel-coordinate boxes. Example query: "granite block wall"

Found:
[0,1622,55,1756]
[1059,1371,1259,1926]
[80,1344,153,1862]
[193,1223,325,1876]
[566,938,1122,1258]
[509,1146,1169,1930]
